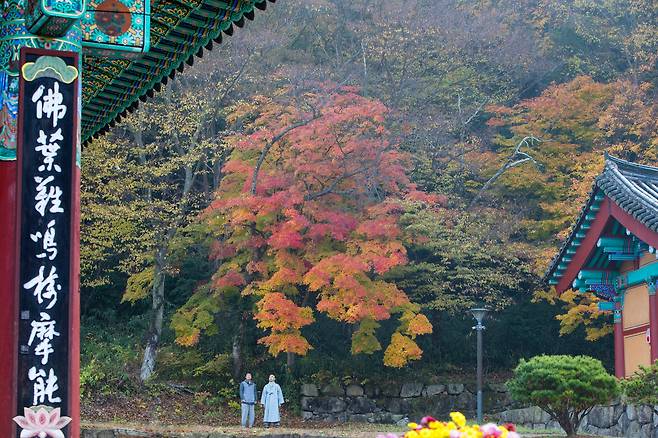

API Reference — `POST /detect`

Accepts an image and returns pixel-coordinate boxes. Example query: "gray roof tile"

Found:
[544,154,658,282]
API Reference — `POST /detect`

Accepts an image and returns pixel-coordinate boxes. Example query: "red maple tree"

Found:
[172,86,435,367]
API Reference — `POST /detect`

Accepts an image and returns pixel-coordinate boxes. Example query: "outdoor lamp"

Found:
[471,308,488,327]
[470,307,488,425]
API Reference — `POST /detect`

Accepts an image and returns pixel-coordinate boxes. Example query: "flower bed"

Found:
[380,412,520,438]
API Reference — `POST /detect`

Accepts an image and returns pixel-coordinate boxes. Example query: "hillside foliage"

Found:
[79,0,657,393]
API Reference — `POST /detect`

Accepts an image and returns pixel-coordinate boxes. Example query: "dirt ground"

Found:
[81,422,608,438]
[82,392,609,438]
[83,390,309,427]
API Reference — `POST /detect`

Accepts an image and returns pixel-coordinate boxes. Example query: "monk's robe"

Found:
[261,381,284,424]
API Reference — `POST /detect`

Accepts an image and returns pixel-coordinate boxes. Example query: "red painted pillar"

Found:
[614,307,625,378]
[70,166,81,438]
[0,161,17,438]
[0,116,81,438]
[650,283,658,364]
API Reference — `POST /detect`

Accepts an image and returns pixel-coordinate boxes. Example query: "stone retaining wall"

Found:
[496,403,658,438]
[299,381,514,424]
[300,381,658,437]
[80,382,658,437]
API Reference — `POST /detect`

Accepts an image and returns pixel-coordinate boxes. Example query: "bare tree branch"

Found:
[250,76,359,196]
[304,166,371,201]
[469,136,541,208]
[250,116,319,195]
[216,53,253,107]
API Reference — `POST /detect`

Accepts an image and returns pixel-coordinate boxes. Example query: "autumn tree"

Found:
[82,71,243,381]
[77,0,641,386]
[171,86,434,370]
[529,0,658,83]
[387,203,541,313]
[485,75,658,338]
[485,76,657,242]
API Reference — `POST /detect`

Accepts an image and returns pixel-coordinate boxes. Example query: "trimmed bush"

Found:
[507,355,619,437]
[623,360,658,413]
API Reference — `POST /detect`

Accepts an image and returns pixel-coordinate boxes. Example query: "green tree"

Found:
[622,361,658,414]
[387,203,541,312]
[507,355,619,437]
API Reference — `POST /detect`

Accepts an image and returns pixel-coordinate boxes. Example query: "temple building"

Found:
[545,154,658,378]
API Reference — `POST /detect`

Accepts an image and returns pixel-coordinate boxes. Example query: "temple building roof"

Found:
[545,154,658,293]
[81,0,274,145]
[597,155,658,232]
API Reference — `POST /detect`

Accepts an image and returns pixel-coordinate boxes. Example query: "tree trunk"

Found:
[213,157,223,189]
[563,423,576,437]
[140,246,166,382]
[286,352,295,375]
[231,318,244,379]
[556,412,577,437]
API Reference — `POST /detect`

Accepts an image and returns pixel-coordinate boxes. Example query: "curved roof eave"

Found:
[544,154,658,284]
[81,0,275,145]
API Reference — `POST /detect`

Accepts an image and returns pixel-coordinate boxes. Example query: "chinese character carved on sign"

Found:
[36,129,63,172]
[31,82,67,128]
[34,175,65,216]
[28,312,60,365]
[31,219,58,260]
[28,367,61,405]
[23,265,60,309]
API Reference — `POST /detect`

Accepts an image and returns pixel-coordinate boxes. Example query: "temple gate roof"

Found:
[81,0,274,145]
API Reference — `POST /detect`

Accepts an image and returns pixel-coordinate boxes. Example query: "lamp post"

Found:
[471,307,488,425]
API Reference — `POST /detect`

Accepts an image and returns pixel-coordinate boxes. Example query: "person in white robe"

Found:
[261,374,284,427]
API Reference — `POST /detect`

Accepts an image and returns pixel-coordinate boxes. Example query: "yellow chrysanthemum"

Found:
[419,428,433,438]
[400,412,517,438]
[450,412,466,428]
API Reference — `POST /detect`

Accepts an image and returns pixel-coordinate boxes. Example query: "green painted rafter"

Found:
[81,0,274,143]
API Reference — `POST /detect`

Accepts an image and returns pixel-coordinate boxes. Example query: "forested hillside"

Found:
[79,0,658,405]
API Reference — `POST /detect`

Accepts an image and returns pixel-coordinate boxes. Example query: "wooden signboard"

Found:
[14,48,78,438]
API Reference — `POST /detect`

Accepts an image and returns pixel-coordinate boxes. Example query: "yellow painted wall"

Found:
[625,331,651,377]
[621,254,657,377]
[623,284,649,330]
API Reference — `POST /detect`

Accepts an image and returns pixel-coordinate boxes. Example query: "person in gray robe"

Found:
[260,374,284,427]
[239,372,257,427]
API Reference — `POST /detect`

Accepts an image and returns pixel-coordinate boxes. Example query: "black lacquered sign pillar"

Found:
[14,48,78,438]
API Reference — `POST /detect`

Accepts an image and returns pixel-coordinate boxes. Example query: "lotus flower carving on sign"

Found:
[13,406,71,438]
